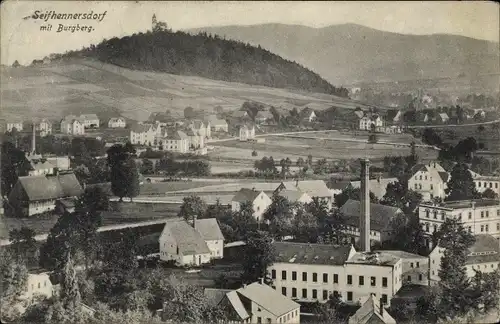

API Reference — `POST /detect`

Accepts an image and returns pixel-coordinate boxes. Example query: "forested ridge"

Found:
[53,17,349,97]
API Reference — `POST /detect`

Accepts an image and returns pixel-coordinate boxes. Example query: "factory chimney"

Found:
[360,159,371,252]
[31,122,36,155]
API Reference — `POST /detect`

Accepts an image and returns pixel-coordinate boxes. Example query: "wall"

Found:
[205,239,224,259]
[28,200,56,216]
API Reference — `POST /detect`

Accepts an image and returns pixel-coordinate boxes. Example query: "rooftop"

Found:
[340,200,402,232]
[348,294,396,324]
[279,180,331,198]
[160,221,211,255]
[236,282,300,317]
[277,189,308,202]
[194,218,224,241]
[420,199,500,210]
[346,251,401,267]
[232,188,264,203]
[274,242,355,266]
[377,250,427,260]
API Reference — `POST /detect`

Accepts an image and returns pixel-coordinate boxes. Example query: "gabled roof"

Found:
[274,242,355,266]
[204,288,233,307]
[468,234,500,254]
[80,114,99,120]
[160,221,211,255]
[340,199,402,232]
[232,188,263,203]
[239,122,255,130]
[190,120,205,129]
[280,180,331,198]
[378,250,427,260]
[255,111,274,120]
[194,218,224,241]
[348,294,396,324]
[207,115,227,125]
[12,173,83,201]
[109,117,125,123]
[277,189,308,202]
[130,124,154,133]
[236,282,300,317]
[438,171,449,182]
[385,109,401,121]
[350,178,398,199]
[354,110,365,119]
[439,113,449,120]
[166,131,183,140]
[227,290,250,320]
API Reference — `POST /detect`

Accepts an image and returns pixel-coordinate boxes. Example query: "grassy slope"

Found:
[0,59,373,123]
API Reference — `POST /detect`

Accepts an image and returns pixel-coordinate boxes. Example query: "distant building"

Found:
[407,162,448,201]
[231,188,272,221]
[349,177,398,200]
[380,250,429,286]
[35,119,52,136]
[385,110,402,124]
[158,218,224,266]
[359,114,384,131]
[189,120,211,139]
[437,113,449,123]
[207,115,228,132]
[203,282,301,324]
[27,158,55,176]
[129,124,157,146]
[340,199,403,246]
[275,180,333,209]
[108,117,126,128]
[254,110,274,124]
[7,120,24,132]
[8,172,83,217]
[348,294,396,324]
[60,117,85,135]
[19,272,56,303]
[45,156,71,170]
[277,189,313,205]
[429,234,500,285]
[239,123,256,141]
[469,170,500,197]
[299,108,317,123]
[79,114,100,128]
[232,110,249,119]
[164,130,189,153]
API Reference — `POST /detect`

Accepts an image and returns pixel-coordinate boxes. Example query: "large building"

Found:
[429,234,500,285]
[239,123,256,141]
[359,114,384,131]
[34,118,53,136]
[418,199,500,247]
[203,282,301,324]
[6,120,24,132]
[129,124,157,146]
[207,115,228,132]
[408,162,449,201]
[380,250,429,286]
[469,170,500,197]
[79,114,100,128]
[159,218,224,266]
[7,172,83,217]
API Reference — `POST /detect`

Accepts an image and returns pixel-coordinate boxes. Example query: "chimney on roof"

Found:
[252,187,256,191]
[360,159,371,253]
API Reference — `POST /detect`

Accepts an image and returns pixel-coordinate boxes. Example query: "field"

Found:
[0,59,375,123]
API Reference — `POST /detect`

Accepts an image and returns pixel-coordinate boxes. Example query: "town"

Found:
[1,4,500,324]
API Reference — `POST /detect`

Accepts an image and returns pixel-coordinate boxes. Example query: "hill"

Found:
[48,29,348,97]
[186,23,500,85]
[0,59,373,122]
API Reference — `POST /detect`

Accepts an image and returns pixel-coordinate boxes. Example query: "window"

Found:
[496,183,499,189]
[426,223,430,232]
[426,210,430,218]
[441,212,445,220]
[490,182,493,188]
[433,211,437,219]
[484,182,488,188]
[382,294,388,304]
[272,270,276,279]
[497,210,500,216]
[433,225,437,233]
[359,276,364,286]
[38,282,41,289]
[382,277,388,287]
[481,225,484,232]
[302,272,307,282]
[312,289,317,299]
[267,319,271,324]
[419,274,423,281]
[458,213,462,220]
[419,175,422,180]
[282,287,287,296]
[419,184,422,189]
[302,289,307,298]
[323,290,328,300]
[347,275,353,285]
[469,226,472,232]
[292,271,297,281]
[414,184,418,190]
[333,274,338,284]
[371,276,376,286]
[347,292,353,301]
[313,273,318,282]
[481,211,484,218]
[486,225,489,232]
[282,270,287,280]
[323,273,328,283]
[425,175,428,180]
[469,212,472,219]
[479,182,482,188]
[292,288,297,298]
[257,317,262,324]
[410,262,414,268]
[430,184,434,190]
[497,223,499,231]
[416,262,420,268]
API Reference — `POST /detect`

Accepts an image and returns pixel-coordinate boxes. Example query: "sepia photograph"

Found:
[0,1,499,323]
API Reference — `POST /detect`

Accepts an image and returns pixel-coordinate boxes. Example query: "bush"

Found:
[368,134,378,143]
[251,150,258,156]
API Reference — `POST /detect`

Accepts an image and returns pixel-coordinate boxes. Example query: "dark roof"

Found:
[340,199,403,232]
[204,288,232,307]
[385,109,400,121]
[328,180,352,190]
[438,172,449,182]
[273,242,355,266]
[13,173,83,201]
[131,124,153,133]
[166,131,182,140]
[161,221,211,255]
[232,188,262,203]
[194,218,224,241]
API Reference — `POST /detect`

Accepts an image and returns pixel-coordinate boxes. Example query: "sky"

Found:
[1,1,499,65]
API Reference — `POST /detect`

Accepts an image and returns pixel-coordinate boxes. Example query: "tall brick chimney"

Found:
[360,159,370,252]
[31,122,36,155]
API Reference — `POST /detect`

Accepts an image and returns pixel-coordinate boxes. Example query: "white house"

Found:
[163,130,190,153]
[108,117,126,128]
[129,124,156,146]
[380,250,429,286]
[429,234,500,285]
[269,242,403,306]
[277,189,313,205]
[275,180,333,209]
[7,120,24,132]
[79,114,100,128]
[27,158,54,176]
[359,114,384,131]
[35,119,52,136]
[469,170,500,198]
[20,272,55,301]
[239,123,256,141]
[348,294,396,324]
[60,118,85,135]
[231,188,272,221]
[299,108,317,123]
[408,162,449,201]
[203,282,301,324]
[159,218,224,266]
[189,120,211,139]
[207,115,228,132]
[349,177,398,200]
[418,199,500,247]
[438,113,449,123]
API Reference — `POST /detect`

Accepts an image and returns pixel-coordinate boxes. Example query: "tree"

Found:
[296,157,305,167]
[74,165,91,186]
[381,181,422,214]
[445,163,480,201]
[1,141,30,196]
[140,159,154,174]
[381,212,427,255]
[178,195,207,223]
[61,253,82,306]
[0,250,28,321]
[334,184,378,208]
[279,157,292,179]
[81,185,109,212]
[320,209,350,245]
[241,230,276,285]
[184,106,195,119]
[422,128,443,147]
[12,60,20,67]
[9,226,37,262]
[292,206,319,243]
[108,144,140,201]
[481,188,498,199]
[263,195,295,239]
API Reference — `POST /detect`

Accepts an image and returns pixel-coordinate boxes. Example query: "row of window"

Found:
[431,263,497,276]
[280,286,389,304]
[423,222,500,234]
[414,183,433,190]
[271,270,392,288]
[424,209,500,220]
[406,274,424,282]
[477,181,499,189]
[415,174,432,181]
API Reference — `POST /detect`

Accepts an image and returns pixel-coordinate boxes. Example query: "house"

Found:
[108,117,126,128]
[204,282,301,324]
[232,110,249,119]
[231,188,272,221]
[418,199,500,248]
[354,109,365,119]
[27,158,55,176]
[348,294,396,324]
[359,114,384,131]
[183,128,204,150]
[269,242,403,306]
[7,172,83,217]
[429,234,500,285]
[254,110,274,124]
[45,156,71,170]
[55,198,77,214]
[299,108,317,123]
[239,123,256,141]
[163,130,189,153]
[60,118,85,135]
[207,115,228,132]
[129,124,156,146]
[7,120,24,132]
[437,113,449,123]
[275,180,333,209]
[35,119,52,136]
[407,162,449,201]
[189,120,211,139]
[349,177,398,200]
[159,218,223,266]
[469,170,500,198]
[20,272,55,301]
[277,189,313,205]
[79,114,100,128]
[340,199,404,246]
[380,250,429,286]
